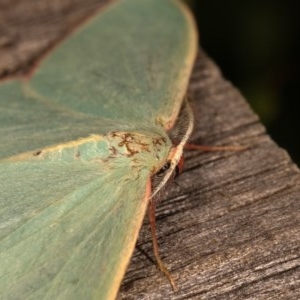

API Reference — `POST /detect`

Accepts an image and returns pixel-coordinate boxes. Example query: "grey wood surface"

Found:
[118,52,300,299]
[1,0,299,299]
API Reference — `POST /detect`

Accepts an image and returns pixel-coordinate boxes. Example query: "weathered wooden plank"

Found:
[0,0,109,77]
[1,1,299,299]
[118,52,300,299]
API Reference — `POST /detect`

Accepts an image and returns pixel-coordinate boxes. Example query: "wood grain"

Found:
[118,52,300,299]
[1,1,299,299]
[0,0,109,77]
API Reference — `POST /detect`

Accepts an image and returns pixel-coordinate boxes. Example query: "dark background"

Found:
[187,0,300,166]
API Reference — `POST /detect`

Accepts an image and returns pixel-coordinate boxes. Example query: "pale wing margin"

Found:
[0,158,150,300]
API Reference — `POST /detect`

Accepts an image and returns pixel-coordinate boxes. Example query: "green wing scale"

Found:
[0,134,167,299]
[0,0,197,299]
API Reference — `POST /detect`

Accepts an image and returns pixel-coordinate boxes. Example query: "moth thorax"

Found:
[107,131,171,172]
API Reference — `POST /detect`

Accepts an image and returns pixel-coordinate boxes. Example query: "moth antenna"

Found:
[151,98,194,198]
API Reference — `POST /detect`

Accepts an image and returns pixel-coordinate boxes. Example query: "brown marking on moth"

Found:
[33,150,42,156]
[152,136,166,146]
[126,148,139,157]
[150,165,158,174]
[75,151,80,158]
[110,146,118,156]
[140,144,151,153]
[116,133,150,157]
[118,133,133,146]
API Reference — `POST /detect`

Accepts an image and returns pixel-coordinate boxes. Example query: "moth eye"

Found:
[156,160,171,176]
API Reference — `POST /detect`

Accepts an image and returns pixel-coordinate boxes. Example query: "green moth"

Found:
[0,0,197,299]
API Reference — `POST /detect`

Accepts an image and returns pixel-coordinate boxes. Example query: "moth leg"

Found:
[148,199,178,291]
[184,143,247,152]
